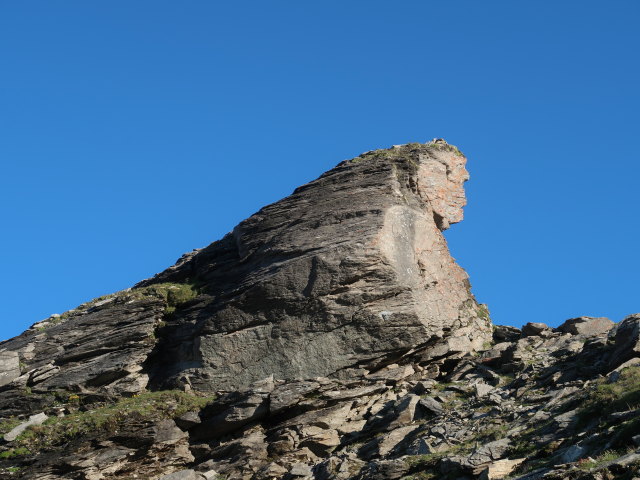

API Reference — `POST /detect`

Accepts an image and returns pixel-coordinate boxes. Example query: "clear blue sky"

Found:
[1,1,639,341]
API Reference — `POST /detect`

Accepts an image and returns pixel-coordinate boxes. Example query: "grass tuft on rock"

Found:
[0,418,23,436]
[12,390,214,452]
[131,282,200,314]
[580,365,640,420]
[0,447,31,459]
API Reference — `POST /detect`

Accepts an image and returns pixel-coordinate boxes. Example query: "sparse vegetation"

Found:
[11,390,215,452]
[404,451,448,476]
[132,282,200,314]
[579,365,640,423]
[0,418,22,436]
[476,304,491,322]
[351,143,432,166]
[426,141,465,157]
[578,449,626,470]
[38,282,201,334]
[0,448,31,459]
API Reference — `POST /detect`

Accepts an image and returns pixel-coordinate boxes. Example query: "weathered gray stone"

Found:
[270,380,321,414]
[298,426,340,455]
[475,382,494,398]
[137,142,491,390]
[376,425,419,456]
[289,462,313,477]
[154,419,189,444]
[465,438,511,468]
[0,296,164,396]
[365,394,421,433]
[4,412,48,441]
[314,453,365,480]
[493,325,521,342]
[0,350,20,387]
[158,470,205,480]
[366,364,415,382]
[560,443,588,463]
[479,458,525,479]
[192,389,269,439]
[418,396,444,415]
[557,316,614,336]
[175,411,202,430]
[553,408,579,432]
[522,322,551,337]
[610,314,640,369]
[356,458,409,480]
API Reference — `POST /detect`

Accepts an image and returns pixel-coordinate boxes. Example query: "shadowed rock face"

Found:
[0,140,491,396]
[138,140,491,390]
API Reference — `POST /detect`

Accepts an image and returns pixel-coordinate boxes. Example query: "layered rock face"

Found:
[137,140,491,391]
[4,140,639,480]
[0,140,490,398]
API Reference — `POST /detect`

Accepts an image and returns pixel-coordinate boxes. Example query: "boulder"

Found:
[610,314,640,369]
[135,142,492,390]
[479,458,525,479]
[298,426,340,455]
[493,325,521,342]
[270,380,321,414]
[521,322,551,337]
[465,438,511,469]
[376,425,419,456]
[192,387,270,440]
[175,411,202,430]
[557,316,614,336]
[418,396,444,416]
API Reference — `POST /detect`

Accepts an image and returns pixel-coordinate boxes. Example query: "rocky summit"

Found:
[1,141,639,480]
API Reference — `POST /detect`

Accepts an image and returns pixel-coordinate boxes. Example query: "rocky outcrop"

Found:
[0,140,490,401]
[0,293,166,403]
[557,316,614,337]
[1,140,638,480]
[2,312,639,479]
[137,140,490,391]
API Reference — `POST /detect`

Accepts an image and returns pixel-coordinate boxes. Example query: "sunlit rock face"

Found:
[4,141,640,480]
[0,140,491,397]
[416,138,469,229]
[137,140,491,391]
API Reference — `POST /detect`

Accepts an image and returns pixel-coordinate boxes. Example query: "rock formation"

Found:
[0,140,639,480]
[134,140,491,391]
